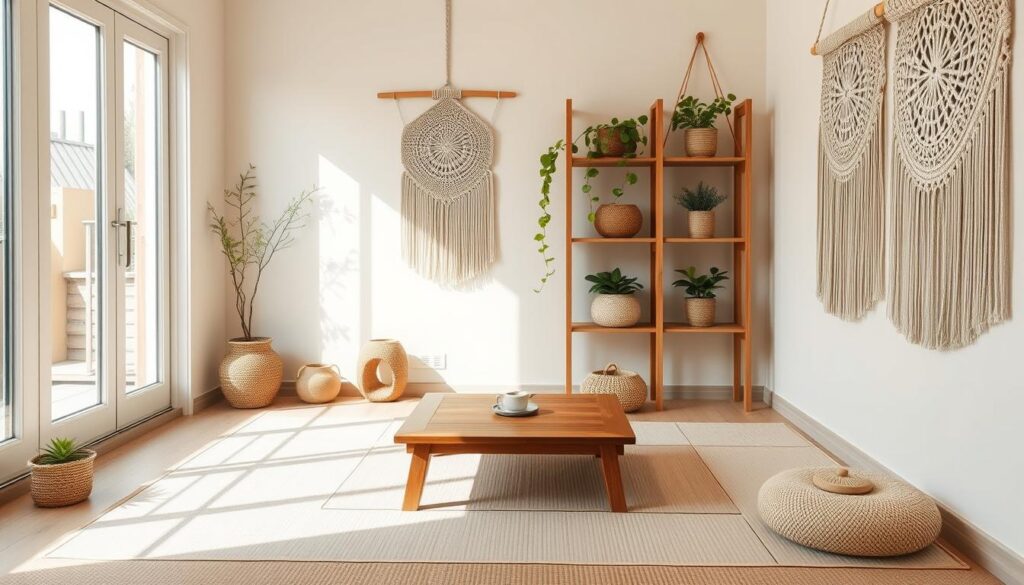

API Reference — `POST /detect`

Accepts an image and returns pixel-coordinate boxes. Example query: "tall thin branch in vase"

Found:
[208,164,317,340]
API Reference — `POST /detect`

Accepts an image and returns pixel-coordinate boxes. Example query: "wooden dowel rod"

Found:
[377,89,518,99]
[810,2,885,55]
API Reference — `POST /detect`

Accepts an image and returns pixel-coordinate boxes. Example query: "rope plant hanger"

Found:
[812,1,886,321]
[664,32,736,148]
[377,0,517,286]
[886,0,1012,349]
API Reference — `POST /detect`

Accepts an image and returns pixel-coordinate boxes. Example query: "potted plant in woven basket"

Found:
[672,266,729,327]
[585,168,642,238]
[674,181,726,239]
[29,438,96,507]
[671,94,735,157]
[209,164,317,408]
[586,268,644,328]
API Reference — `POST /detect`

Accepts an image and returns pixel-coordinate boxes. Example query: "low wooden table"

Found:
[394,393,636,512]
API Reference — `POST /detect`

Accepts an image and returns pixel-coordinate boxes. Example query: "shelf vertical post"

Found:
[740,99,753,412]
[652,100,665,411]
[564,99,574,395]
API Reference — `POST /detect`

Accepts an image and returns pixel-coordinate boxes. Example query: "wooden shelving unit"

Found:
[564,98,754,412]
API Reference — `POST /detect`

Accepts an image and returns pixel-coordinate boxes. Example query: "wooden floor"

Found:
[0,394,1000,585]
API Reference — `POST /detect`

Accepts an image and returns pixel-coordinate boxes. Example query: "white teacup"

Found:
[495,391,533,412]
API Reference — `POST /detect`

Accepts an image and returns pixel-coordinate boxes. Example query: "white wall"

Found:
[222,0,770,391]
[767,0,1023,557]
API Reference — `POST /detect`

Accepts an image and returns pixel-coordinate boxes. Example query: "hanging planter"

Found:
[671,95,735,157]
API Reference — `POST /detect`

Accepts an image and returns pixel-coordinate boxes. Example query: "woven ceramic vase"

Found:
[686,298,716,328]
[591,294,641,328]
[357,339,408,402]
[594,204,642,238]
[296,363,342,404]
[29,450,96,507]
[219,337,284,409]
[684,128,718,157]
[688,210,715,239]
[581,363,647,412]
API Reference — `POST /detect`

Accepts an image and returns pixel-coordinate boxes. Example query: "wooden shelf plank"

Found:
[664,237,746,244]
[572,237,656,244]
[664,322,746,334]
[572,157,656,168]
[572,322,656,334]
[664,156,745,167]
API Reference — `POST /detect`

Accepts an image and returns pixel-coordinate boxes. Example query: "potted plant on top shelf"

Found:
[586,268,644,328]
[672,266,729,327]
[671,94,736,157]
[209,164,318,409]
[674,181,726,239]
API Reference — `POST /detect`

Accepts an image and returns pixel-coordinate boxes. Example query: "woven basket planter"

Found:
[684,128,718,157]
[581,363,647,412]
[686,298,716,328]
[688,210,715,239]
[591,294,641,328]
[357,339,408,402]
[219,337,284,409]
[595,204,642,238]
[30,450,96,508]
[595,127,637,157]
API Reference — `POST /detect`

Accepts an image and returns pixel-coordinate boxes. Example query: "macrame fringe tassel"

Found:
[401,172,496,286]
[888,73,1011,350]
[817,114,885,321]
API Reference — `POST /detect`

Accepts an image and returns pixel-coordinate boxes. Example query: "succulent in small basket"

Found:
[30,437,97,508]
[674,182,726,239]
[586,268,644,328]
[672,266,730,327]
[671,94,736,157]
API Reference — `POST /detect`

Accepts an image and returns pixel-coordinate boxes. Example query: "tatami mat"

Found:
[678,423,810,447]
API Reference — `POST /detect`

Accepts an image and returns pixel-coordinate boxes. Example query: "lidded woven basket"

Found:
[581,363,647,412]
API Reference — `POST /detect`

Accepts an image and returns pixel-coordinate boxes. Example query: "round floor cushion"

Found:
[757,467,941,557]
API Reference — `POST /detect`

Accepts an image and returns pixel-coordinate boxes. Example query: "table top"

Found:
[394,393,636,446]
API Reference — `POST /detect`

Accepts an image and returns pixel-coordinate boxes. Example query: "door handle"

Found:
[110,209,134,269]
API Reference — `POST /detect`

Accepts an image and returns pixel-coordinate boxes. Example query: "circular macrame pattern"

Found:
[401,98,493,203]
[892,0,1011,184]
[820,25,885,179]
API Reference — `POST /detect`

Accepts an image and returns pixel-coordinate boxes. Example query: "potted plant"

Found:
[586,268,644,328]
[29,437,96,507]
[670,94,736,157]
[674,181,726,239]
[586,168,641,238]
[672,266,729,327]
[535,114,649,291]
[209,164,317,408]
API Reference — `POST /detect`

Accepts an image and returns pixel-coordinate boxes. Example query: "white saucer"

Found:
[492,402,540,417]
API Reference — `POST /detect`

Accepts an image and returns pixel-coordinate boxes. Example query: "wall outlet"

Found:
[411,353,446,370]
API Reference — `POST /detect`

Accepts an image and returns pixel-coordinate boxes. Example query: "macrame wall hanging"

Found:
[886,0,1012,349]
[813,3,887,321]
[378,0,517,286]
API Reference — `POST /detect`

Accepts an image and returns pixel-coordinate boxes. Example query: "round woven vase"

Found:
[581,363,647,412]
[686,298,716,327]
[219,337,284,409]
[357,339,408,402]
[591,294,641,328]
[688,210,715,239]
[595,127,637,157]
[595,204,642,238]
[684,128,718,157]
[296,363,342,404]
[30,450,96,508]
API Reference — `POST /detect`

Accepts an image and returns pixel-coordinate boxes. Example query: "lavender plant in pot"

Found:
[672,266,729,328]
[671,94,736,157]
[209,165,317,408]
[586,268,644,328]
[674,181,726,239]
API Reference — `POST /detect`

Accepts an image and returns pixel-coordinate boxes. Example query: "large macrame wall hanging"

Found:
[814,4,887,321]
[886,0,1012,349]
[378,0,517,286]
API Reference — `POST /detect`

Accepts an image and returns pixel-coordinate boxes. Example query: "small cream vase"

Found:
[295,363,342,404]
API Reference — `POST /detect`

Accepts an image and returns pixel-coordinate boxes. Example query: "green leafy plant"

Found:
[36,437,90,465]
[209,164,318,340]
[672,266,730,298]
[579,117,649,158]
[671,94,736,130]
[585,268,645,295]
[674,181,726,211]
[584,168,639,222]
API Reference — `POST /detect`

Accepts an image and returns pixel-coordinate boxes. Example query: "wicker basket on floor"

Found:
[581,363,647,412]
[29,449,96,507]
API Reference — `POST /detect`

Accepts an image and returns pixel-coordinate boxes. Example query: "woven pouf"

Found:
[357,339,408,402]
[757,467,942,557]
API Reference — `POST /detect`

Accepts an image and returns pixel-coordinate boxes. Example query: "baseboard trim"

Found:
[772,394,1023,584]
[192,388,224,412]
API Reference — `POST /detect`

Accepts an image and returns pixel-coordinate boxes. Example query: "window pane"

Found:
[49,7,102,420]
[1,1,11,441]
[123,42,158,392]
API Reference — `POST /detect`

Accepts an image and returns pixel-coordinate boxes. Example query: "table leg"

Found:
[599,445,627,513]
[402,445,431,511]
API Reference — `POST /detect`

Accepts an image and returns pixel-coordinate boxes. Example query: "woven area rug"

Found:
[45,405,966,570]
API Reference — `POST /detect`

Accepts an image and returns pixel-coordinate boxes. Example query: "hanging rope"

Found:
[444,0,452,86]
[665,33,735,148]
[813,0,833,53]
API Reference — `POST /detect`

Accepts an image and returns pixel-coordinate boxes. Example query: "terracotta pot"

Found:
[595,126,637,157]
[688,210,715,239]
[686,298,716,328]
[591,294,641,328]
[594,204,642,238]
[357,339,408,402]
[684,128,718,157]
[296,363,342,404]
[29,449,96,508]
[219,337,284,409]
